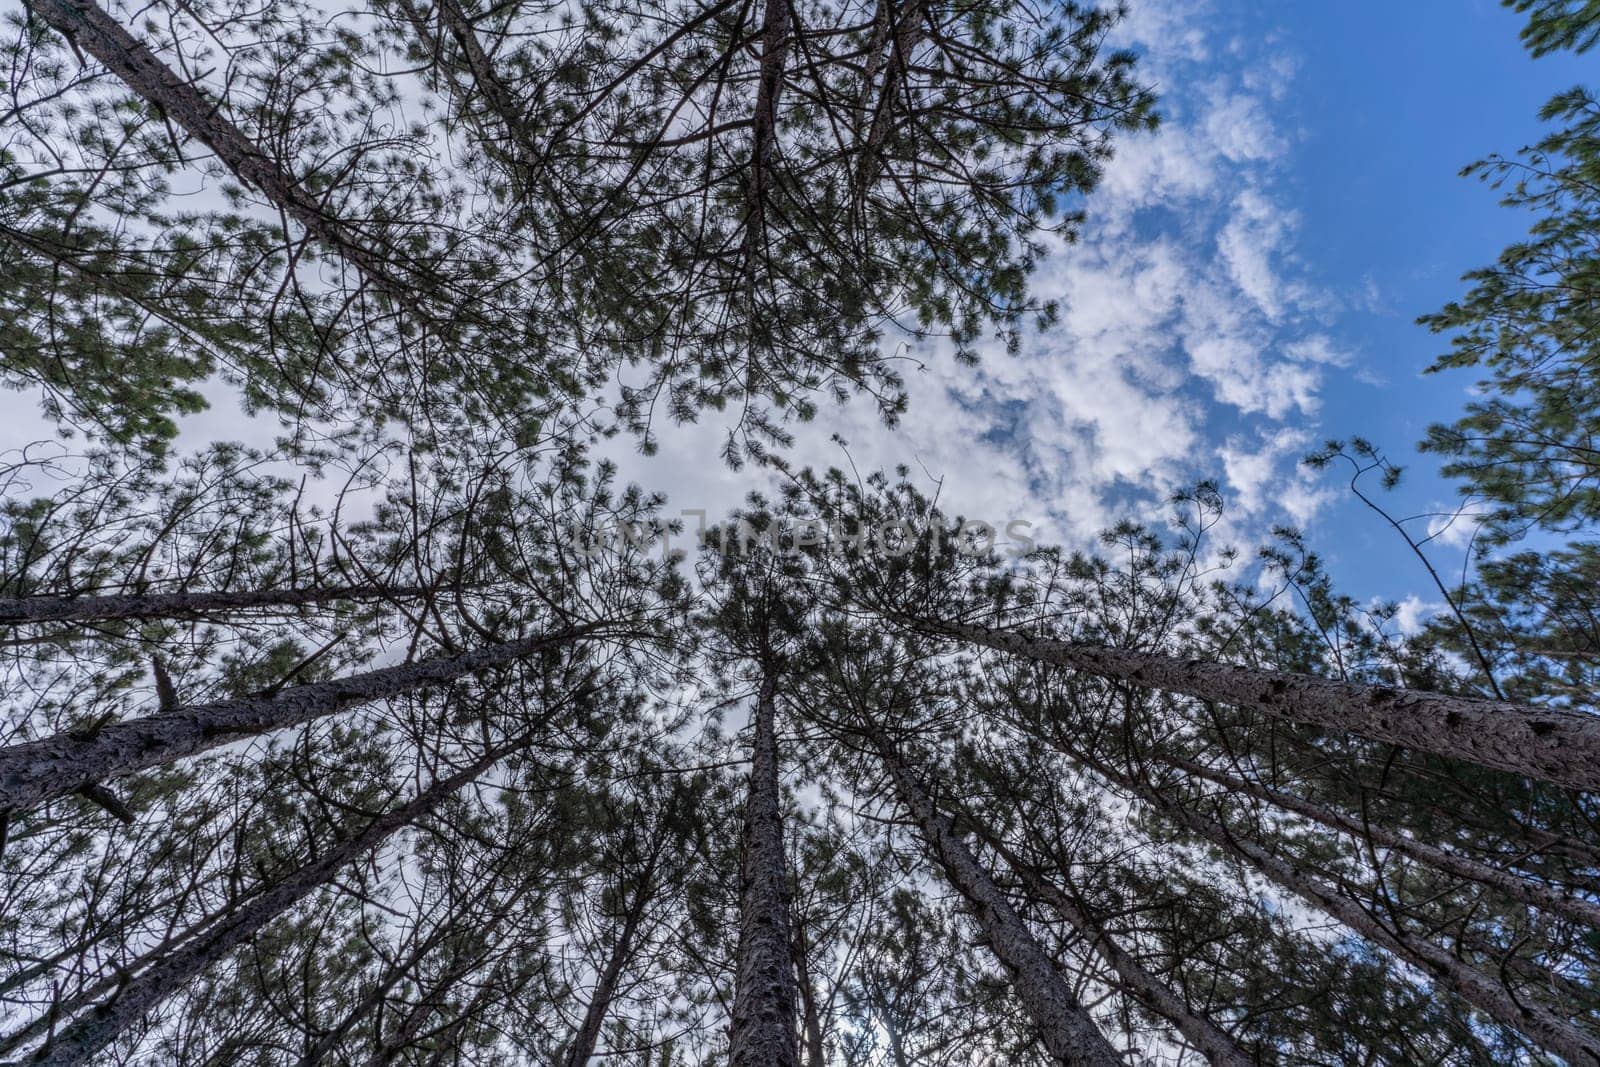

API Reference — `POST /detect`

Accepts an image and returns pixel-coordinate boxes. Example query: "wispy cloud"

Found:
[615,0,1353,558]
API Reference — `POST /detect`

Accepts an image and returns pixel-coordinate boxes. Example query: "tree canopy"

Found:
[2,0,1600,1064]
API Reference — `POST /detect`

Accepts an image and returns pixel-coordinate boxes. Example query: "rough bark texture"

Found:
[0,586,426,626]
[728,672,801,1067]
[910,615,1600,793]
[29,0,437,311]
[1167,754,1600,931]
[0,903,236,1057]
[742,0,792,263]
[433,0,528,136]
[0,625,605,813]
[980,833,1251,1066]
[873,742,1121,1066]
[1080,752,1600,1066]
[28,739,523,1067]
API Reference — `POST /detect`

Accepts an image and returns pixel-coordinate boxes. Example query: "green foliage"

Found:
[1506,0,1600,56]
[1421,87,1600,538]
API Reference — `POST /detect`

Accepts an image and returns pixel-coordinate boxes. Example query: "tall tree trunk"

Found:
[975,830,1252,1066]
[852,0,926,214]
[0,901,237,1057]
[29,0,444,315]
[27,737,529,1067]
[868,737,1121,1066]
[560,847,662,1067]
[0,586,427,626]
[792,918,827,1067]
[1073,748,1600,1066]
[742,0,792,271]
[897,614,1600,793]
[728,672,800,1067]
[391,0,536,165]
[1162,753,1600,930]
[0,623,612,814]
[297,843,549,1067]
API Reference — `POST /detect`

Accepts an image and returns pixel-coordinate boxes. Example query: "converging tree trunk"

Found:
[0,624,613,814]
[1162,753,1600,930]
[29,0,445,315]
[741,0,792,270]
[975,829,1252,1066]
[728,671,801,1067]
[0,586,428,626]
[792,918,828,1067]
[868,735,1122,1066]
[560,842,663,1067]
[852,0,927,208]
[25,736,532,1067]
[1072,748,1600,1066]
[901,615,1600,793]
[0,903,237,1057]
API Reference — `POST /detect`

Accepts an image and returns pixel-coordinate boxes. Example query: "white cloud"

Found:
[1217,188,1296,320]
[1393,594,1441,636]
[1424,501,1486,550]
[607,0,1352,564]
[0,0,1355,576]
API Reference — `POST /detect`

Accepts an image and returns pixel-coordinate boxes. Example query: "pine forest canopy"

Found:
[0,0,1596,1065]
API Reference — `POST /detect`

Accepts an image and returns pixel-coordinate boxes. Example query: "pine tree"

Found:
[9,1,1600,1063]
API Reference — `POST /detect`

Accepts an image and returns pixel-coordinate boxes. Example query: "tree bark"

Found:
[0,624,612,814]
[27,737,528,1067]
[728,671,801,1067]
[29,0,443,313]
[976,831,1251,1066]
[902,615,1600,793]
[1164,753,1600,931]
[0,586,427,626]
[0,901,236,1057]
[1075,749,1600,1066]
[852,0,926,211]
[792,918,827,1067]
[870,739,1121,1066]
[742,0,792,269]
[560,844,662,1067]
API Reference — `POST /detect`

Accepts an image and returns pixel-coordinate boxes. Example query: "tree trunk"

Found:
[1074,749,1600,1066]
[27,737,528,1067]
[742,0,792,268]
[870,739,1121,1066]
[852,0,926,211]
[728,672,801,1067]
[0,624,610,814]
[560,848,661,1067]
[902,615,1600,793]
[792,918,827,1067]
[976,830,1251,1066]
[29,0,440,315]
[0,902,236,1057]
[1164,753,1600,930]
[0,586,427,626]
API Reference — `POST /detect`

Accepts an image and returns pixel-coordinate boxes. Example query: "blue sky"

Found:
[4,0,1576,624]
[611,0,1599,626]
[1244,0,1590,600]
[623,0,1594,626]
